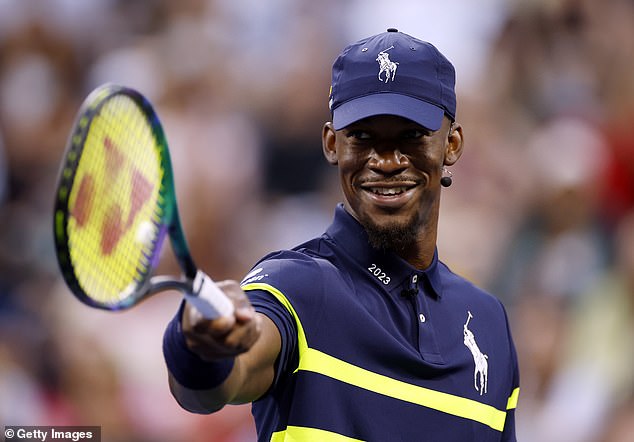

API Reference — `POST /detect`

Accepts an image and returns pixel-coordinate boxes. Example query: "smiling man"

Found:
[163,29,520,441]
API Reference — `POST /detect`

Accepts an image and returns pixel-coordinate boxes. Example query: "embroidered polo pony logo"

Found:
[376,46,398,83]
[463,311,488,395]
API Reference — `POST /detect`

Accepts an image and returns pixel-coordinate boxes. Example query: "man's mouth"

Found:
[367,186,412,196]
[359,181,420,208]
[360,179,419,195]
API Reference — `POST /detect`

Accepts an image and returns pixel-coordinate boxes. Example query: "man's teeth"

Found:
[370,187,408,195]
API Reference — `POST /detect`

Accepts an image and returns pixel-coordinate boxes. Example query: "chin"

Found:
[359,212,420,253]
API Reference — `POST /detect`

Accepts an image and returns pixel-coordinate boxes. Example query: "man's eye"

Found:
[348,130,371,140]
[402,129,424,139]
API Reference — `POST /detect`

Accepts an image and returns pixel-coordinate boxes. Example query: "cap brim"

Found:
[332,93,445,131]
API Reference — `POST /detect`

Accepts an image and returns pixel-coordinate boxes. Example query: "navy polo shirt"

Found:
[243,204,519,442]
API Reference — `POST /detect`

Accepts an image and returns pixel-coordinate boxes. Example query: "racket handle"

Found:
[185,271,235,319]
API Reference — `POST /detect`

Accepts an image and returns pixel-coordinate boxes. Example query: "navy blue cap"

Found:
[329,29,456,131]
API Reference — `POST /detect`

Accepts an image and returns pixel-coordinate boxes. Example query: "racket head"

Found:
[53,84,176,310]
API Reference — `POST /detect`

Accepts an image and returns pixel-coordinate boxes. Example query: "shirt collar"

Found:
[325,204,443,298]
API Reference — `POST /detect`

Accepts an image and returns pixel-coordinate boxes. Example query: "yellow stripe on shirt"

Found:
[271,425,365,442]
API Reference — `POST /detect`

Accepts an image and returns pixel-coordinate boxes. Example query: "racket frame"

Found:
[54,84,198,310]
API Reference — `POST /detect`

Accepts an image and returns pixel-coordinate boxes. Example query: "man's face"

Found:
[323,115,456,252]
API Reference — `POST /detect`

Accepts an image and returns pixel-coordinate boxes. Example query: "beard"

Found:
[358,210,421,253]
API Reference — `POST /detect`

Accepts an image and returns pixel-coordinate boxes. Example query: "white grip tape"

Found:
[184,271,235,319]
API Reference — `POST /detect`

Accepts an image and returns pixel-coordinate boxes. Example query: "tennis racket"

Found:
[53,83,234,319]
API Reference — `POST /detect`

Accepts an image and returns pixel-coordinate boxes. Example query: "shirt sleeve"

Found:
[501,303,520,442]
[246,287,298,390]
[240,251,324,392]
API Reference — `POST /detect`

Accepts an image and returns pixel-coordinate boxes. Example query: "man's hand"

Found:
[181,280,262,361]
[166,280,280,412]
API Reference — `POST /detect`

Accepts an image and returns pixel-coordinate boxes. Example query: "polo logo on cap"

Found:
[376,46,398,83]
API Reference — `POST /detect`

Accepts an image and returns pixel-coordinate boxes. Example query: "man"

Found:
[163,29,520,441]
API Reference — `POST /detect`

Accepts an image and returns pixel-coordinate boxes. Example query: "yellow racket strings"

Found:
[67,95,164,304]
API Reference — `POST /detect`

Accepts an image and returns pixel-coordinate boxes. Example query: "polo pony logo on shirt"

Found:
[376,46,398,83]
[463,311,488,395]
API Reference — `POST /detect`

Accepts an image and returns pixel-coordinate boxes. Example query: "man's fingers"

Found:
[222,313,262,351]
[216,280,256,322]
[184,314,262,359]
[181,279,261,360]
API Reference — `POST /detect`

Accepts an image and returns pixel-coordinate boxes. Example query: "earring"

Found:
[440,167,453,187]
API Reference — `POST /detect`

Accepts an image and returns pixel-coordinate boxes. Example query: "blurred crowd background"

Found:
[1,0,633,440]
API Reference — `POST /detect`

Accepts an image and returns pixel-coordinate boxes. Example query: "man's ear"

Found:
[444,122,464,166]
[322,122,338,165]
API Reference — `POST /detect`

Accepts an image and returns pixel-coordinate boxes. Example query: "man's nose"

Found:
[368,148,409,174]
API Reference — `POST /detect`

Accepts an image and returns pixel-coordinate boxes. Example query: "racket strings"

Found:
[67,95,165,305]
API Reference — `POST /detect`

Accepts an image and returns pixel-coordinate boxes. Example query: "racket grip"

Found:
[185,271,235,319]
